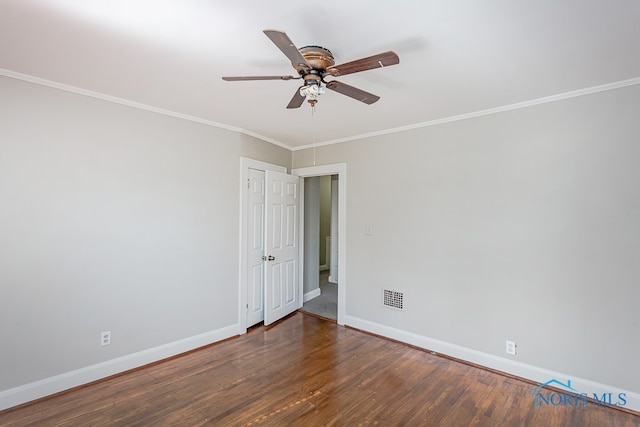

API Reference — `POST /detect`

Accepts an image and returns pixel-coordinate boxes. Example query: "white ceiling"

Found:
[2,0,640,149]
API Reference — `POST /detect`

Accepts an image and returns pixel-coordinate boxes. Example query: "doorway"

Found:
[292,163,346,326]
[239,159,347,333]
[299,175,338,321]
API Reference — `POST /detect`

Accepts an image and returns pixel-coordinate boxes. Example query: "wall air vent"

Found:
[383,289,404,310]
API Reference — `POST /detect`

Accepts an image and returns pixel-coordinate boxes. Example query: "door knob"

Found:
[262,255,276,261]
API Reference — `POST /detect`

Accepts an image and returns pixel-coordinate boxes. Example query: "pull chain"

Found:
[312,103,317,166]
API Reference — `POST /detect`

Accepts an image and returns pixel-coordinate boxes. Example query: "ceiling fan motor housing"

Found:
[299,46,335,70]
[298,46,334,87]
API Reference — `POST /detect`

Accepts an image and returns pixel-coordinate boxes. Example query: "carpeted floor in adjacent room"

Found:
[300,270,337,321]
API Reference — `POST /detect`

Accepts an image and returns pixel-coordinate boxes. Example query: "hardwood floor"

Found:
[1,312,638,426]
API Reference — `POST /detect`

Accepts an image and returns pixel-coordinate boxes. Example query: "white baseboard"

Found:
[328,276,337,284]
[343,315,640,413]
[303,288,321,303]
[0,323,240,411]
[319,264,329,272]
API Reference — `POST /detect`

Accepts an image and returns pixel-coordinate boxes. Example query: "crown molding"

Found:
[0,68,290,150]
[292,76,640,151]
[3,68,638,153]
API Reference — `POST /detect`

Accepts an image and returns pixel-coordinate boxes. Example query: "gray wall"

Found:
[0,75,290,392]
[292,84,640,394]
[303,177,320,294]
[319,175,331,267]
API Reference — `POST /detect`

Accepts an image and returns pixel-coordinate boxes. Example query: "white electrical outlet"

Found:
[365,223,374,236]
[100,331,111,347]
[506,340,516,356]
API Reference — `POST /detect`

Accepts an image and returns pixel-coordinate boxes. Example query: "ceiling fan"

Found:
[222,30,399,109]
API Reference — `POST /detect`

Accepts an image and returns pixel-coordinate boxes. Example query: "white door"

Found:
[264,170,301,325]
[246,168,265,327]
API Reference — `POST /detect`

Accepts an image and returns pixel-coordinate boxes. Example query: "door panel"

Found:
[264,170,301,325]
[246,169,265,327]
[284,259,296,303]
[270,264,282,310]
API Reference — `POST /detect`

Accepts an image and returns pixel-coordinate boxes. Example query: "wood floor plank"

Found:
[1,312,638,426]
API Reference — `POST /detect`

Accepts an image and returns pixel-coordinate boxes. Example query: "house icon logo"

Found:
[533,378,577,394]
[531,378,627,408]
[531,379,578,408]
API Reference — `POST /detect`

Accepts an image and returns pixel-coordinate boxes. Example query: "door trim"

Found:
[239,158,286,333]
[292,163,347,325]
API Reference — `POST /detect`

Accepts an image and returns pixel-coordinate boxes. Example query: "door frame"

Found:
[239,159,347,330]
[239,157,287,333]
[292,163,347,325]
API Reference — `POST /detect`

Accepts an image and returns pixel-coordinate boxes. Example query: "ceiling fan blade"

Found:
[286,87,306,109]
[327,51,399,77]
[263,30,311,73]
[222,75,297,81]
[326,81,380,105]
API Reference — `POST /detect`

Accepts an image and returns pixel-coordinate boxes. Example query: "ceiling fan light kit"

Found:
[222,29,399,109]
